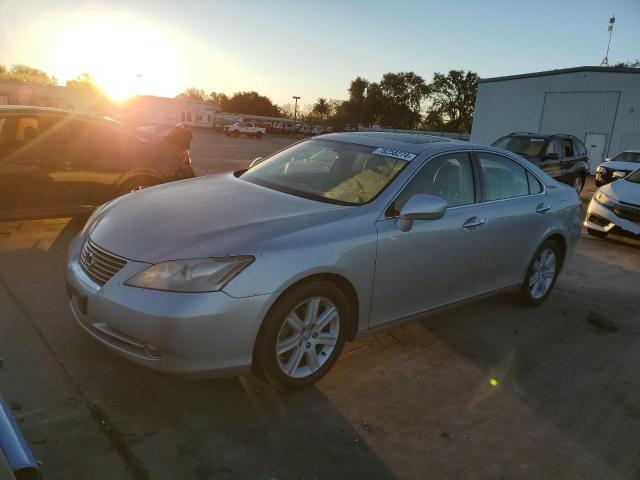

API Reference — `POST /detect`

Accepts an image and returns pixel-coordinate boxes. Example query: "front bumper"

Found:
[584,198,640,238]
[66,234,274,377]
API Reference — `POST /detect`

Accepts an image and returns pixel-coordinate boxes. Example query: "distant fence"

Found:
[357,127,470,141]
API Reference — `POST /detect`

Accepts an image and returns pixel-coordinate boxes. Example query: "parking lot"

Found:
[1,130,639,480]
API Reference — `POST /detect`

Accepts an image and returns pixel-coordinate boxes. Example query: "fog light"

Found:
[144,344,162,359]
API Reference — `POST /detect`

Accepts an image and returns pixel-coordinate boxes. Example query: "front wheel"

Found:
[254,281,348,391]
[520,239,561,306]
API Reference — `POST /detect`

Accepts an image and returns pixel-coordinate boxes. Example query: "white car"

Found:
[224,122,266,139]
[595,150,640,186]
[585,167,640,239]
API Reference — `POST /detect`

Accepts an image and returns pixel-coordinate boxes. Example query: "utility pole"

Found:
[293,95,300,135]
[600,15,615,67]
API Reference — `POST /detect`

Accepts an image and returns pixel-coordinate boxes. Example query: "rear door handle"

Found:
[536,203,551,214]
[463,216,486,229]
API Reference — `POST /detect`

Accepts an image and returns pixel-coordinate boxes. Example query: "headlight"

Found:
[125,256,254,292]
[596,165,604,173]
[594,190,616,208]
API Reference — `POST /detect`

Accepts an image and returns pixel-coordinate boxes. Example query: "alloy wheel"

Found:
[529,248,557,299]
[275,296,340,379]
[573,176,583,194]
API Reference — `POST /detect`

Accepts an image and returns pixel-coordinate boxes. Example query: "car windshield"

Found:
[240,139,409,205]
[625,168,640,184]
[493,136,546,157]
[611,152,640,163]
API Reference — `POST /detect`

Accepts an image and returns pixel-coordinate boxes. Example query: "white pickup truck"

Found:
[223,122,266,139]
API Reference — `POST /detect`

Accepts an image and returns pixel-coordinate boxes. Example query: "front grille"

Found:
[613,201,640,224]
[80,239,127,286]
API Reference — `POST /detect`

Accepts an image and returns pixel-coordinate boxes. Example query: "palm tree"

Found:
[312,98,330,130]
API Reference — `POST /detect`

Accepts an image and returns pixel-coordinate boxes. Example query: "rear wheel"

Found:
[520,239,561,306]
[254,281,348,391]
[256,131,263,139]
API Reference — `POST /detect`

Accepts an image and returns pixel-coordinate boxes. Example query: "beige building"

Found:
[0,78,109,114]
[115,95,220,128]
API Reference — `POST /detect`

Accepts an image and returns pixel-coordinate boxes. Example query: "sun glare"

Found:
[45,13,187,101]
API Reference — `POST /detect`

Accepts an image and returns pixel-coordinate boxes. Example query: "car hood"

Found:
[603,178,640,205]
[89,172,352,263]
[602,160,640,172]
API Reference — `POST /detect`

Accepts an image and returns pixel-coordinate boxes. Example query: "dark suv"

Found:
[492,133,589,193]
[0,106,194,220]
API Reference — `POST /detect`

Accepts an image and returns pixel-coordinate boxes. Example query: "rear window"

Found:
[493,136,546,157]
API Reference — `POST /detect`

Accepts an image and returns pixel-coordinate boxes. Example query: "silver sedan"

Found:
[66,132,581,390]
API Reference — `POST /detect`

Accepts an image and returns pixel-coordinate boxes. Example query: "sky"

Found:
[0,0,638,105]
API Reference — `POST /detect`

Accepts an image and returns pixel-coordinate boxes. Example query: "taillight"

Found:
[181,149,192,166]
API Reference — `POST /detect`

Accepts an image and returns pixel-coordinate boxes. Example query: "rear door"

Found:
[559,137,577,183]
[46,121,135,207]
[540,139,564,180]
[472,151,549,292]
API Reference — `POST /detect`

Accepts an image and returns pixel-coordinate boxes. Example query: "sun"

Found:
[47,13,187,101]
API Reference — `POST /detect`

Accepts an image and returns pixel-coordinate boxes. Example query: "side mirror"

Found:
[546,152,560,160]
[397,194,447,232]
[612,171,626,180]
[249,157,263,168]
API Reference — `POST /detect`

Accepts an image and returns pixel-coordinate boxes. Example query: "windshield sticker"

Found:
[372,147,417,161]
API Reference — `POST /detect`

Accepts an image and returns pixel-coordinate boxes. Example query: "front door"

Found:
[370,152,482,327]
[585,133,607,174]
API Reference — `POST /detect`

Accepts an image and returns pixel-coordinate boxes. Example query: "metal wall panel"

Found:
[470,71,640,158]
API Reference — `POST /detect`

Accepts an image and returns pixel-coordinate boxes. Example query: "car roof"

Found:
[501,132,581,141]
[318,131,473,156]
[0,105,118,125]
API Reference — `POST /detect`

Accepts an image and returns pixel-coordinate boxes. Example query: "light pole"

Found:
[600,15,615,66]
[293,95,300,135]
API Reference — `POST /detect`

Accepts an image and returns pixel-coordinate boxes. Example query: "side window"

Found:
[527,171,543,194]
[574,140,586,156]
[546,140,564,158]
[477,152,529,201]
[393,152,475,215]
[563,139,574,157]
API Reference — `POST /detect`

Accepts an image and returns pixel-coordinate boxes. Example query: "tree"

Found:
[379,72,430,129]
[312,98,330,118]
[613,59,640,68]
[2,64,57,86]
[0,65,6,76]
[66,73,101,93]
[424,70,478,133]
[224,91,280,117]
[208,91,229,107]
[176,87,208,102]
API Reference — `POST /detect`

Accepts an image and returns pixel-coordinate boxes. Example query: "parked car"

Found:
[595,150,640,186]
[67,132,581,390]
[492,132,589,194]
[585,167,640,239]
[223,122,266,138]
[0,106,194,220]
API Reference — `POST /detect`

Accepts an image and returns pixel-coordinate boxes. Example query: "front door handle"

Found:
[463,216,486,229]
[536,203,551,214]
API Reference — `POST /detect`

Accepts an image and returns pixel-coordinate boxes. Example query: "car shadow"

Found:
[0,218,395,480]
[412,251,640,478]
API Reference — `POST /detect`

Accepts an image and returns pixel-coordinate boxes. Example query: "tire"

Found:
[587,228,608,238]
[520,239,562,306]
[256,131,263,139]
[253,281,349,391]
[573,175,585,194]
[232,130,239,137]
